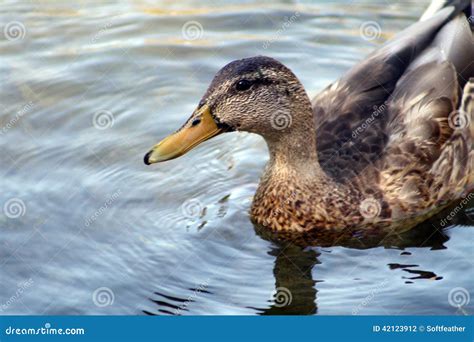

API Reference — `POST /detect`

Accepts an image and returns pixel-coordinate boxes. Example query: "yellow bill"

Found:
[144,104,222,164]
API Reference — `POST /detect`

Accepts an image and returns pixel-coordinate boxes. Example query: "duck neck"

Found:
[251,92,348,232]
[267,129,319,174]
[264,95,322,179]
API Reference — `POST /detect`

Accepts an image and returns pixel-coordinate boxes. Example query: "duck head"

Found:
[144,56,314,165]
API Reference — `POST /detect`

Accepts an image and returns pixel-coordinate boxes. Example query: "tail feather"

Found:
[462,78,474,143]
[461,78,474,187]
[420,0,472,21]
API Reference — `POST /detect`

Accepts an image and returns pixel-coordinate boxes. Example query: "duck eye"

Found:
[235,79,253,91]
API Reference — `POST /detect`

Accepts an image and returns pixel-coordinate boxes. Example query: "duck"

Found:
[144,0,474,243]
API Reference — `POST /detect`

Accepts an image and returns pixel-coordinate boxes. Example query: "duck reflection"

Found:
[147,202,471,315]
[254,245,320,315]
[252,201,474,315]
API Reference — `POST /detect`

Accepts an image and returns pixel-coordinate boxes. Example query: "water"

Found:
[1,0,473,315]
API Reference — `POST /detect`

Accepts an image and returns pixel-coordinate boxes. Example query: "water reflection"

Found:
[1,0,472,316]
[258,219,451,315]
[258,245,319,315]
[146,202,466,315]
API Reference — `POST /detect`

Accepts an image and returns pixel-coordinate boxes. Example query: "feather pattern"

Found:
[251,1,474,243]
[308,5,474,225]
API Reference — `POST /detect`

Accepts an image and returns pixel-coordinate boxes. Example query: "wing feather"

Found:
[313,8,474,191]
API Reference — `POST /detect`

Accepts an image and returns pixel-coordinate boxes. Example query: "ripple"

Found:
[0,0,472,316]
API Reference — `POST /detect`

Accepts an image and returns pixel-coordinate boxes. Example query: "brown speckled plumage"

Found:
[147,1,474,244]
[246,4,474,239]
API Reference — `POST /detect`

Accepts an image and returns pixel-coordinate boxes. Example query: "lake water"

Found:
[1,0,473,315]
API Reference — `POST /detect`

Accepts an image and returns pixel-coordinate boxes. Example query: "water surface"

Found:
[1,0,473,315]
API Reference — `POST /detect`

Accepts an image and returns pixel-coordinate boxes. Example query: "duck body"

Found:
[145,0,474,242]
[251,1,474,237]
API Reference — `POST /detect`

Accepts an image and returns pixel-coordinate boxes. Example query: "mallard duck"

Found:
[144,1,474,241]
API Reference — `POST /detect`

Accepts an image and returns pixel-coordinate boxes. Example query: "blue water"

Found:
[1,0,473,315]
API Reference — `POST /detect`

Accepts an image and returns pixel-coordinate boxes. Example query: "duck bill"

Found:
[144,104,222,164]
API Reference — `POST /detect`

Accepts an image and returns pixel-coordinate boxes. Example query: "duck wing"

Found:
[379,12,474,218]
[312,1,474,189]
